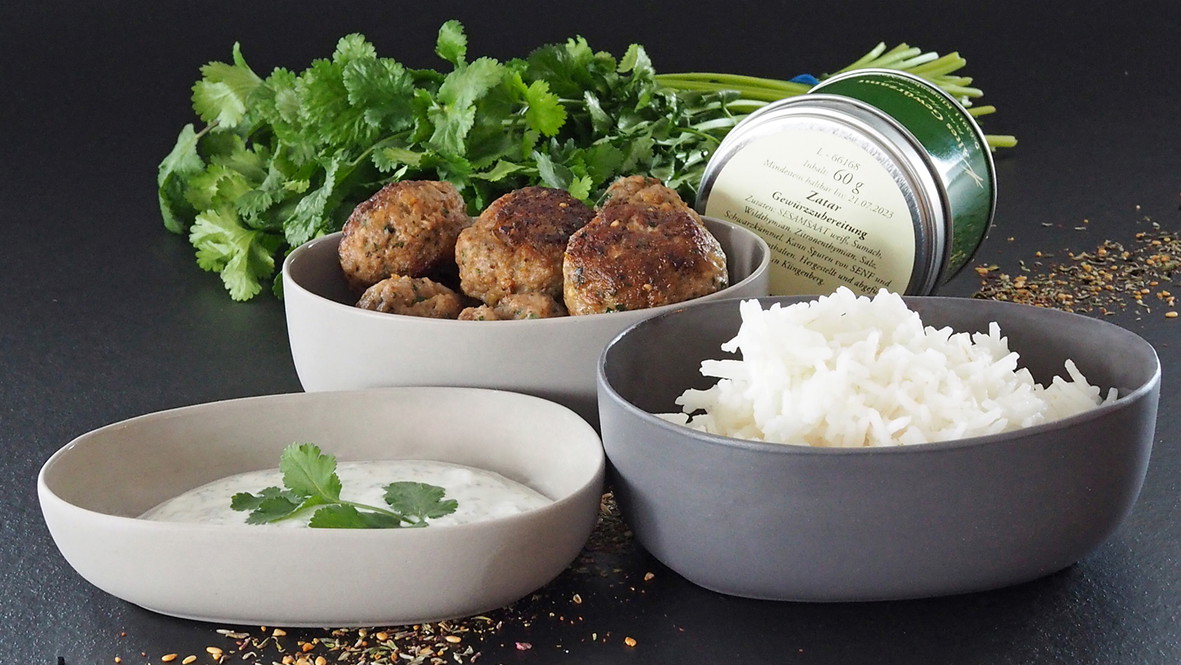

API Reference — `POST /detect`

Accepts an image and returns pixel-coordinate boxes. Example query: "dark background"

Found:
[3,1,1179,663]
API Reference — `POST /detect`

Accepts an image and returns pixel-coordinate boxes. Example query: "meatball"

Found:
[455,186,595,305]
[601,175,696,215]
[355,275,464,319]
[563,203,728,315]
[458,293,568,321]
[338,180,470,290]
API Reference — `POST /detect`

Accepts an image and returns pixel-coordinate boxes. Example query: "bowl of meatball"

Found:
[283,176,771,424]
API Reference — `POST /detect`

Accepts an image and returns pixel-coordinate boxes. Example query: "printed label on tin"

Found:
[703,129,916,295]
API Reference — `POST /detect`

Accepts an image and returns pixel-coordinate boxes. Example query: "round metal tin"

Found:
[696,68,996,296]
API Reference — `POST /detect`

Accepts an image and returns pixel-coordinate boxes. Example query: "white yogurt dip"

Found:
[141,459,552,527]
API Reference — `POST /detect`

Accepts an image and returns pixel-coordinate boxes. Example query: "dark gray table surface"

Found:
[3,2,1179,663]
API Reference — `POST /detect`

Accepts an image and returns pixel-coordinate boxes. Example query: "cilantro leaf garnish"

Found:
[383,482,460,526]
[230,486,304,524]
[279,442,343,500]
[231,443,459,529]
[307,504,406,529]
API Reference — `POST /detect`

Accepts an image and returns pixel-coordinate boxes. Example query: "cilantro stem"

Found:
[985,135,1019,149]
[657,41,1016,153]
[655,73,812,100]
[673,123,731,146]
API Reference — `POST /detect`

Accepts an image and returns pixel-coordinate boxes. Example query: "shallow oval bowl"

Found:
[596,295,1160,601]
[283,217,770,425]
[39,388,605,626]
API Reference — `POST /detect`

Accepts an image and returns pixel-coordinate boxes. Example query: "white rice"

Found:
[660,287,1117,447]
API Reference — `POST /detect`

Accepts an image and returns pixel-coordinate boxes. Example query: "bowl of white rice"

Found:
[596,288,1160,601]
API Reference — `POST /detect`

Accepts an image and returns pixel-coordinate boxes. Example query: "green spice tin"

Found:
[696,68,997,295]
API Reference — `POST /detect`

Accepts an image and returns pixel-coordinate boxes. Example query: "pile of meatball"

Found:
[337,175,729,320]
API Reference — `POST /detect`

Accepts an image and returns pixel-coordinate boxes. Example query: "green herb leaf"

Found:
[523,80,566,137]
[191,44,262,129]
[231,486,306,524]
[470,159,529,183]
[435,19,467,67]
[308,504,406,529]
[429,57,506,156]
[189,208,282,301]
[373,144,425,172]
[157,124,206,234]
[279,443,343,501]
[231,486,291,512]
[533,150,572,189]
[282,154,344,247]
[333,33,377,64]
[383,481,460,525]
[345,58,416,134]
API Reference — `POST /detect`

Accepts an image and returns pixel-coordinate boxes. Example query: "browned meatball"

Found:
[601,175,696,215]
[455,187,595,305]
[355,275,464,319]
[458,293,568,321]
[563,204,728,315]
[338,180,470,290]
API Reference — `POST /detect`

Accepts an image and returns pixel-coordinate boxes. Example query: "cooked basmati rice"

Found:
[660,287,1117,447]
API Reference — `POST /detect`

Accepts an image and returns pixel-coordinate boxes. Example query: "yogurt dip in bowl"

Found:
[39,387,605,626]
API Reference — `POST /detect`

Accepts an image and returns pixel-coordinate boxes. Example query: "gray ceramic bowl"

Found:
[39,388,604,626]
[283,217,769,425]
[597,296,1160,601]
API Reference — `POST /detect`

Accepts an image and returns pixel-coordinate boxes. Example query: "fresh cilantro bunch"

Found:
[159,20,1011,301]
[158,21,730,300]
[231,443,458,528]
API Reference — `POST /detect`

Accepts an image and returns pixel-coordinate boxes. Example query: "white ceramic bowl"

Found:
[39,388,605,626]
[282,217,770,425]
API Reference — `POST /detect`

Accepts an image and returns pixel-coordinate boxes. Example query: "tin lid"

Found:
[697,94,949,296]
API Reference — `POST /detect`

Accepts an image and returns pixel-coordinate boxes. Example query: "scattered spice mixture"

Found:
[132,492,646,665]
[67,211,1181,665]
[974,213,1181,318]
